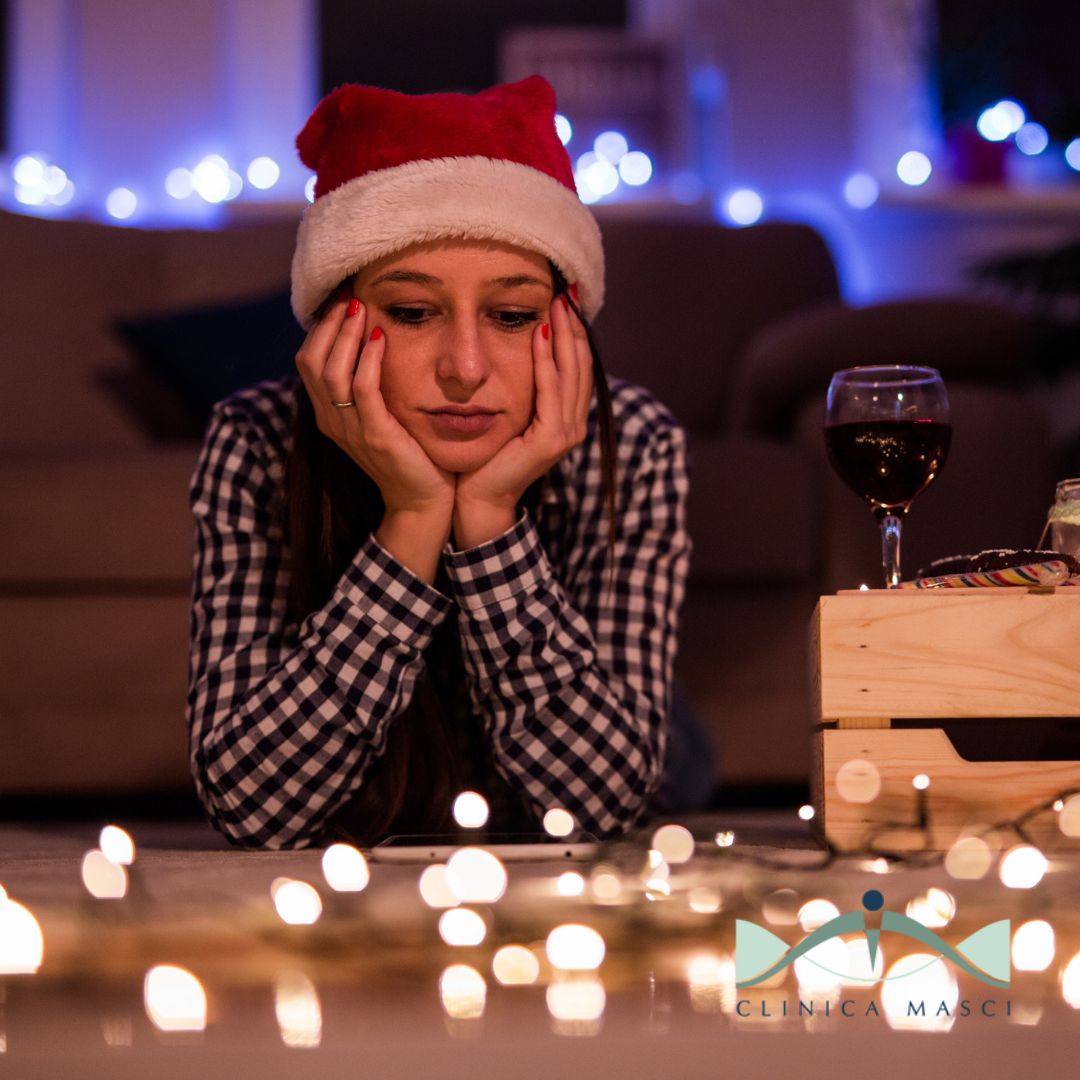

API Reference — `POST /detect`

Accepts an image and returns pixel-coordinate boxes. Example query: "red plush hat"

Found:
[290,76,605,328]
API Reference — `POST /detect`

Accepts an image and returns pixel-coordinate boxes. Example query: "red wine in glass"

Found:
[825,367,951,587]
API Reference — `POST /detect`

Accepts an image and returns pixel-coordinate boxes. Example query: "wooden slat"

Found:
[817,727,1080,852]
[814,591,1080,720]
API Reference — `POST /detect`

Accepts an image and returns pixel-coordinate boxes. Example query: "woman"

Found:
[187,76,691,849]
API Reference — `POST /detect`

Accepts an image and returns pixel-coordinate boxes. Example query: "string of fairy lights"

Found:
[8,92,1080,232]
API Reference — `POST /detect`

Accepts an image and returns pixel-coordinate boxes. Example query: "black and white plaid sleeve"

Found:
[443,382,691,839]
[186,383,453,849]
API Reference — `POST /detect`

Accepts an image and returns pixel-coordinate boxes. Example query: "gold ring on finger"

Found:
[331,399,356,408]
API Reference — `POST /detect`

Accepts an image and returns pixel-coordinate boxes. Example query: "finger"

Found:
[531,316,558,427]
[321,299,367,405]
[351,325,394,433]
[550,294,579,425]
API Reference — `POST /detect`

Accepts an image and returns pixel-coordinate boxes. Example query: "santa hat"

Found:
[290,76,605,328]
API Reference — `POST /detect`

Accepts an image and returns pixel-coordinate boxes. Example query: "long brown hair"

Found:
[280,263,617,844]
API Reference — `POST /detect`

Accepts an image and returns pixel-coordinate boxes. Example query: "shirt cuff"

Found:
[334,532,454,648]
[442,511,553,615]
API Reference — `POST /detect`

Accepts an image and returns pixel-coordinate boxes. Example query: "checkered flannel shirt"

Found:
[187,375,691,849]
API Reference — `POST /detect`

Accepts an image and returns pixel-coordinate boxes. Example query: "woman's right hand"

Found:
[295,291,455,518]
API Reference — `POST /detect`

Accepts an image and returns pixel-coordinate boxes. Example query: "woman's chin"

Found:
[424,439,501,475]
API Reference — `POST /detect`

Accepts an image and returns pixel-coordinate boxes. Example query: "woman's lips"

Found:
[425,410,498,436]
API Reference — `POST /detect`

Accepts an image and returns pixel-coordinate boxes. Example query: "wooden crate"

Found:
[811,589,1080,852]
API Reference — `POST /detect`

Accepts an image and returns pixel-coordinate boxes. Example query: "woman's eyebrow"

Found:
[369,270,440,287]
[367,270,551,290]
[488,274,551,290]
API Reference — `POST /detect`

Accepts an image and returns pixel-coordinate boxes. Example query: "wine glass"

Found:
[825,366,951,588]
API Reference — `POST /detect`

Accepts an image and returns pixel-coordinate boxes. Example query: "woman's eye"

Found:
[491,310,540,330]
[386,306,433,326]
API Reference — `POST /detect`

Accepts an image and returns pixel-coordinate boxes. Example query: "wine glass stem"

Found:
[881,514,902,588]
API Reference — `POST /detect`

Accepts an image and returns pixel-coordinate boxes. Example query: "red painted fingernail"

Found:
[569,282,579,301]
[559,294,569,310]
[370,326,383,341]
[347,298,360,318]
[541,322,549,341]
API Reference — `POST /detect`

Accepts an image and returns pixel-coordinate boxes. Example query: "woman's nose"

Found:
[435,317,490,390]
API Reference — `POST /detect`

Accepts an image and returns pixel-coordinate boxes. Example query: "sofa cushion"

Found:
[112,290,303,434]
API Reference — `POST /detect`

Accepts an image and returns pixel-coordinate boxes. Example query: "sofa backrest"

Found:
[593,218,840,434]
[0,209,298,454]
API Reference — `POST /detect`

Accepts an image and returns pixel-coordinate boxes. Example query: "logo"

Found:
[735,889,1010,989]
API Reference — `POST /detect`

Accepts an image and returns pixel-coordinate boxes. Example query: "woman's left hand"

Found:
[452,292,593,549]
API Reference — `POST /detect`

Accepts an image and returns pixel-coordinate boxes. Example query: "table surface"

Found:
[1,813,1078,1078]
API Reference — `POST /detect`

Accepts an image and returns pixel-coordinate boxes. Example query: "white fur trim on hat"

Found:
[290,155,604,328]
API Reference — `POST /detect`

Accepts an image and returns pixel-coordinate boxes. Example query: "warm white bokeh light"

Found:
[543,808,575,837]
[0,896,44,974]
[99,826,135,866]
[1062,951,1080,1008]
[688,886,722,914]
[1058,794,1080,837]
[546,924,606,971]
[686,953,733,1013]
[418,864,458,909]
[81,849,128,899]
[911,773,930,791]
[794,935,848,993]
[321,844,370,892]
[999,845,1047,889]
[945,835,993,880]
[143,965,207,1032]
[452,791,490,829]
[438,907,487,947]
[715,831,736,848]
[905,887,955,928]
[589,868,622,903]
[546,977,606,1022]
[556,871,585,897]
[439,964,486,1019]
[446,848,507,904]
[881,953,958,1031]
[492,945,541,985]
[762,888,800,926]
[1012,920,1055,972]
[798,898,840,931]
[835,758,882,803]
[274,971,322,1048]
[271,878,323,925]
[651,824,695,864]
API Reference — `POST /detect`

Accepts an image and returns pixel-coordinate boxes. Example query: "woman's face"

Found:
[351,239,555,474]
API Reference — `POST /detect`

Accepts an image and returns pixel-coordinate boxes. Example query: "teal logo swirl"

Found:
[735,889,1010,988]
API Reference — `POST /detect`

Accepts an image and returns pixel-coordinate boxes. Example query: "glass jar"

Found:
[1045,478,1080,560]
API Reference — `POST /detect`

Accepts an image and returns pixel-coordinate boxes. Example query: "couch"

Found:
[0,207,1059,806]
